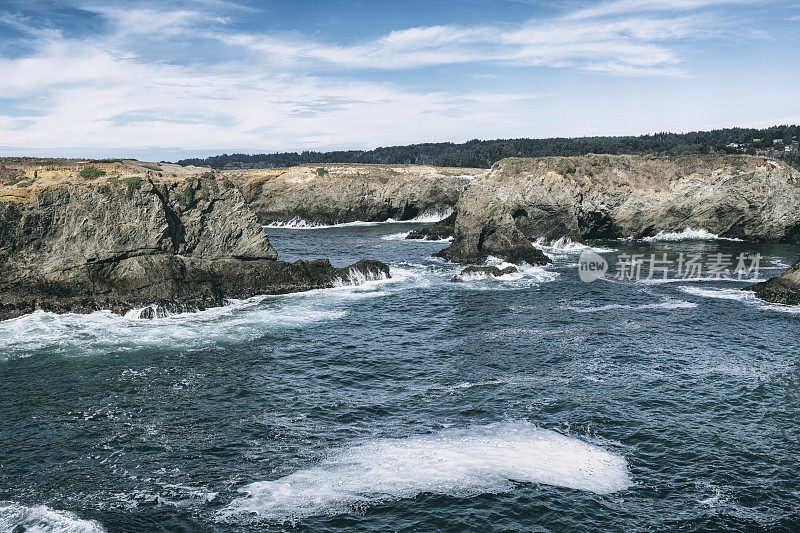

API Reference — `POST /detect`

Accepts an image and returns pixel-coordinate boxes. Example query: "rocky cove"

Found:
[2,153,800,322]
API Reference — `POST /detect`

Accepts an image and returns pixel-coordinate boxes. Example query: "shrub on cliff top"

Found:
[141,164,163,172]
[80,167,106,179]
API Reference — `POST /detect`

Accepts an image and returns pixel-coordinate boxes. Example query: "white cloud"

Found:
[0,0,785,155]
[566,0,761,19]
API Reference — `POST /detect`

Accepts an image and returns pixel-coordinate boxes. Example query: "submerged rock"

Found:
[406,212,456,240]
[436,154,800,264]
[0,159,389,320]
[231,164,482,225]
[744,258,800,305]
[451,265,518,282]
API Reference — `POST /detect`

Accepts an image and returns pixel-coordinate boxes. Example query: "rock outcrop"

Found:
[451,265,518,282]
[0,159,389,320]
[406,212,456,241]
[434,154,800,264]
[745,258,800,305]
[230,164,483,225]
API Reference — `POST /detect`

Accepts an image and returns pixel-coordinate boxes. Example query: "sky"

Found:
[0,0,799,160]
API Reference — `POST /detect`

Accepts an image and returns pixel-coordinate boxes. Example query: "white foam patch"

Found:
[480,257,560,286]
[637,277,765,284]
[679,286,759,301]
[381,232,453,243]
[533,238,616,258]
[455,270,504,282]
[639,228,742,242]
[381,231,411,240]
[265,209,453,229]
[565,298,697,313]
[0,272,397,360]
[222,421,631,522]
[680,286,800,314]
[0,502,105,533]
[265,218,385,229]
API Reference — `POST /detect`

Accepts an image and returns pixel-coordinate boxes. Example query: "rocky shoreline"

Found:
[231,164,482,225]
[0,159,389,321]
[4,154,800,316]
[430,155,800,265]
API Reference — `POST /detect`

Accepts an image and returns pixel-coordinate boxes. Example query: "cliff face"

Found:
[0,160,388,320]
[230,164,483,224]
[436,154,800,264]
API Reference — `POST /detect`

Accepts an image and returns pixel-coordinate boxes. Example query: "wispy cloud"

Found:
[0,0,790,156]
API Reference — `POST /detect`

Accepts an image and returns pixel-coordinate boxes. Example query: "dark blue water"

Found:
[1,222,799,532]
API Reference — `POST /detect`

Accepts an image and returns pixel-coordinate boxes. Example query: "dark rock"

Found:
[451,265,518,282]
[744,258,800,305]
[406,212,456,240]
[0,168,390,321]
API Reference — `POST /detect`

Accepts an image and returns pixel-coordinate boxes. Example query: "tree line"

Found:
[175,125,800,170]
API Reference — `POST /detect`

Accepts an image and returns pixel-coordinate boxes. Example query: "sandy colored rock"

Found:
[228,164,484,224]
[435,154,800,264]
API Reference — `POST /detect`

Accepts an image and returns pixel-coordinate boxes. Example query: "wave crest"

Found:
[221,421,631,523]
[0,502,105,533]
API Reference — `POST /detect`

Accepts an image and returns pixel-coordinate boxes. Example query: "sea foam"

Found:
[266,209,453,229]
[222,421,631,522]
[640,228,742,242]
[0,270,397,360]
[0,501,105,533]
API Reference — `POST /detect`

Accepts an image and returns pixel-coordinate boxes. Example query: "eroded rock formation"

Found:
[230,164,483,225]
[0,159,388,320]
[434,154,800,264]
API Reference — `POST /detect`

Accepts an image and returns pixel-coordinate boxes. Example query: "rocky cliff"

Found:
[0,159,388,320]
[434,154,800,264]
[229,164,483,225]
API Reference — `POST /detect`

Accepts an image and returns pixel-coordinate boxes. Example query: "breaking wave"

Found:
[266,209,453,229]
[221,421,631,523]
[0,501,105,533]
[332,267,391,287]
[533,237,615,259]
[381,231,452,242]
[679,286,800,314]
[639,228,742,242]
[565,298,698,313]
[0,271,400,360]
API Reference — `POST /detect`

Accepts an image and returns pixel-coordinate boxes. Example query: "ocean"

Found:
[1,221,798,532]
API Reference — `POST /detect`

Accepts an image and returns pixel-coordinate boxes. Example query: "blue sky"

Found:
[0,0,799,160]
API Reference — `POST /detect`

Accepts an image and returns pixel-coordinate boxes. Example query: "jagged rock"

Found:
[231,164,482,224]
[436,154,800,264]
[451,265,518,282]
[406,212,456,240]
[744,258,800,305]
[0,159,389,321]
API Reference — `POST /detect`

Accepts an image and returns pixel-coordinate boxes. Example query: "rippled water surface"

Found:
[1,223,799,531]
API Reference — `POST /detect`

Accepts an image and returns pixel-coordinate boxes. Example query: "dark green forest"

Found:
[176,125,800,170]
